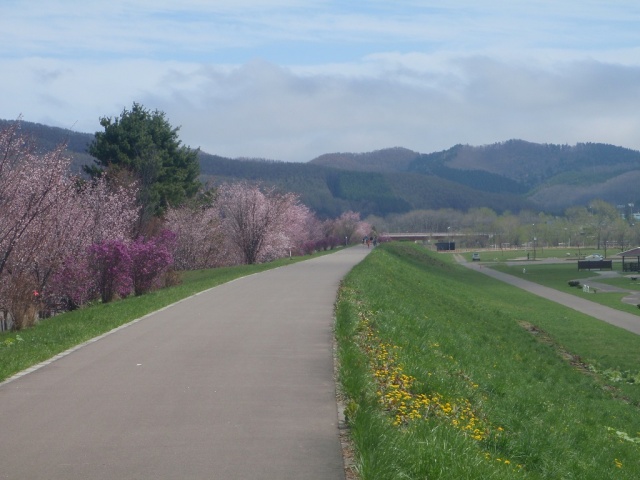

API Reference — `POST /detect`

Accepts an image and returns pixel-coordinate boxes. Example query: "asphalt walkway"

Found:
[0,247,369,480]
[457,256,640,335]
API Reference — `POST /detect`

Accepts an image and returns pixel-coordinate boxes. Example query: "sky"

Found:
[1,1,640,162]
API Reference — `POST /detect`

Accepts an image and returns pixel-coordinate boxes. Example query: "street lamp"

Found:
[532,224,537,260]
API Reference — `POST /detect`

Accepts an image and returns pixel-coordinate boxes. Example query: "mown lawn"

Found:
[490,262,640,316]
[0,252,329,383]
[460,247,606,262]
[336,242,640,479]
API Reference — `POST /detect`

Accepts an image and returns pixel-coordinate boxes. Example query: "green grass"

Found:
[489,262,640,316]
[337,243,640,479]
[459,247,609,262]
[0,251,333,383]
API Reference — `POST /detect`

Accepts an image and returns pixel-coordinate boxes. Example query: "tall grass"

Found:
[337,243,640,479]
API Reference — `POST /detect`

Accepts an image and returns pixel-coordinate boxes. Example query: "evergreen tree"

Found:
[85,102,200,225]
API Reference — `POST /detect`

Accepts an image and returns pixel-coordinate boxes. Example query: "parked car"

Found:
[584,254,604,261]
[472,252,481,261]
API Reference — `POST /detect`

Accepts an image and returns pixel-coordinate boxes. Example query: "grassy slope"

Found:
[337,243,640,479]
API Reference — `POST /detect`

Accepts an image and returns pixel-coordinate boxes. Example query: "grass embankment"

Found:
[0,253,324,383]
[336,243,640,479]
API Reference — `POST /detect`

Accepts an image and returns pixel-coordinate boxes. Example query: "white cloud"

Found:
[1,1,640,160]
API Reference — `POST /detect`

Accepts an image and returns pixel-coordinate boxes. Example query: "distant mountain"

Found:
[197,153,535,218]
[3,118,639,216]
[310,141,640,211]
[310,147,419,173]
[0,119,95,173]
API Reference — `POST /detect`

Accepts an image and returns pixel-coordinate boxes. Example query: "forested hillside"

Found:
[198,153,535,218]
[0,119,94,173]
[311,140,640,211]
[4,118,639,216]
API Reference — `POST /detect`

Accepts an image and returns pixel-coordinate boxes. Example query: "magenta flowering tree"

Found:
[50,256,96,310]
[216,182,312,264]
[88,240,133,303]
[129,230,176,296]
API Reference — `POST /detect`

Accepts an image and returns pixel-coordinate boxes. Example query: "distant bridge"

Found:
[382,232,493,241]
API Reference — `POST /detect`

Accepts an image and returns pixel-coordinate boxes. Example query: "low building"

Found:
[617,247,640,272]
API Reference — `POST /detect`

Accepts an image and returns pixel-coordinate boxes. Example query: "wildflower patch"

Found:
[355,310,519,469]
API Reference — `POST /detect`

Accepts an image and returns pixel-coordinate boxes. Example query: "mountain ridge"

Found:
[3,118,639,216]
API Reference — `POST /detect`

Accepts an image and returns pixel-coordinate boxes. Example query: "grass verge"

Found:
[0,252,330,383]
[336,243,640,479]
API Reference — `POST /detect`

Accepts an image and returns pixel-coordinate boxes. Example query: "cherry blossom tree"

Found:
[0,123,71,281]
[328,211,370,245]
[0,123,75,328]
[0,122,140,328]
[217,182,312,264]
[43,177,139,311]
[165,204,227,269]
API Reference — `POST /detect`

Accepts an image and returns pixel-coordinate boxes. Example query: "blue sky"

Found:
[1,1,639,161]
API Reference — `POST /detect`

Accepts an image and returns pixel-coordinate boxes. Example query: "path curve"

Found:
[455,255,640,335]
[0,247,370,480]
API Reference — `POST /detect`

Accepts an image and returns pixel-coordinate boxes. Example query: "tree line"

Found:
[0,105,370,331]
[367,201,640,255]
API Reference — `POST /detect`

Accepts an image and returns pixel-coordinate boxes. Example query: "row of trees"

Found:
[1,108,370,331]
[368,201,640,254]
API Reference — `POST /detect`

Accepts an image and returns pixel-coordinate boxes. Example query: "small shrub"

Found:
[301,240,316,255]
[129,231,175,296]
[51,255,97,309]
[88,239,133,303]
[314,238,329,251]
[568,280,581,287]
[163,269,182,288]
[4,275,39,330]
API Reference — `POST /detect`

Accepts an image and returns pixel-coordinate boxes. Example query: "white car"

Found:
[584,254,604,261]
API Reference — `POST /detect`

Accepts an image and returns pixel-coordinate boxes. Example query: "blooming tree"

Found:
[0,123,76,328]
[88,239,133,303]
[165,204,227,270]
[129,230,176,296]
[331,211,371,244]
[217,182,312,264]
[0,122,140,328]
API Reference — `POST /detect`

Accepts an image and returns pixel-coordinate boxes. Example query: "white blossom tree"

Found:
[217,182,312,264]
[165,204,227,270]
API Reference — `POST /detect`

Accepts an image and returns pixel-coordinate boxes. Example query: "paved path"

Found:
[456,256,640,335]
[0,247,369,480]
